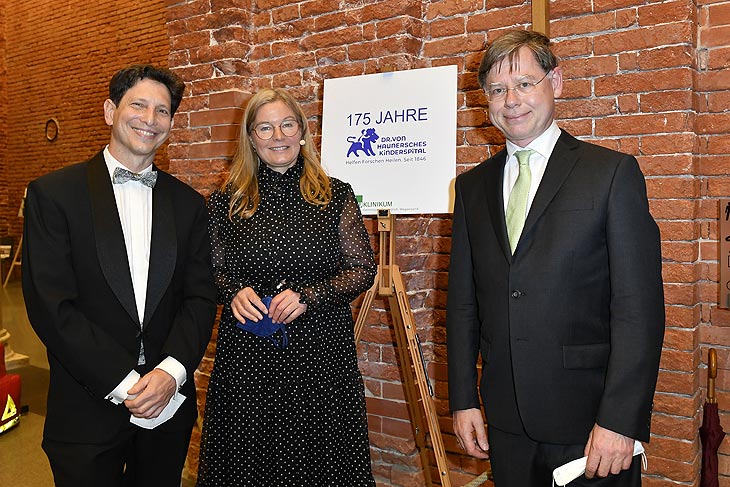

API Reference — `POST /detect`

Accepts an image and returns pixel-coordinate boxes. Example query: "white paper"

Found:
[129,392,186,430]
[552,440,645,486]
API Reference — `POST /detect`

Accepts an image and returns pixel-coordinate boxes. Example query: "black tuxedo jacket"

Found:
[447,130,665,444]
[22,151,216,443]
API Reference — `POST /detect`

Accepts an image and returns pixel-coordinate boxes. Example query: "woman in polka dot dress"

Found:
[196,87,377,486]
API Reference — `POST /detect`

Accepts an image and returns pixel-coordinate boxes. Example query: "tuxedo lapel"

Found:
[484,150,512,262]
[144,171,177,326]
[87,153,139,325]
[522,131,580,239]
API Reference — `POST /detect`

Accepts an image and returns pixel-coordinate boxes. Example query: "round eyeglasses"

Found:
[252,119,300,140]
[486,70,552,102]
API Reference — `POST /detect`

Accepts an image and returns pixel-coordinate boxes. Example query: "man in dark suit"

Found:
[22,65,217,487]
[447,30,665,486]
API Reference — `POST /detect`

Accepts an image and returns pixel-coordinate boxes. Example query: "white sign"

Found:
[321,65,457,215]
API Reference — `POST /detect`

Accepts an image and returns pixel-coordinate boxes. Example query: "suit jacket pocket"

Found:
[546,196,594,213]
[563,342,610,369]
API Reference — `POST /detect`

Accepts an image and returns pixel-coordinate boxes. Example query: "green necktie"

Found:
[506,149,534,253]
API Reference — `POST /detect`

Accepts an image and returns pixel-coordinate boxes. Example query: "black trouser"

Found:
[42,423,193,487]
[487,424,642,487]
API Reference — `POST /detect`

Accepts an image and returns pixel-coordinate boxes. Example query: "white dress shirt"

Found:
[102,147,185,407]
[503,121,562,214]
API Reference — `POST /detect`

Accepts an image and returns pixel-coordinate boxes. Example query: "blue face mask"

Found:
[235,296,289,349]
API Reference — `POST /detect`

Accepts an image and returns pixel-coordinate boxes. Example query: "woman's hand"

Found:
[230,287,267,323]
[269,289,307,324]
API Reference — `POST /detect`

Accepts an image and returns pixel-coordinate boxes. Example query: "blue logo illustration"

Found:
[346,128,380,157]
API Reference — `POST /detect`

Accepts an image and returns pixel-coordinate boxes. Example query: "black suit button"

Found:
[511,290,523,298]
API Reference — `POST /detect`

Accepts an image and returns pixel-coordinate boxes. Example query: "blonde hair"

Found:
[224,88,331,219]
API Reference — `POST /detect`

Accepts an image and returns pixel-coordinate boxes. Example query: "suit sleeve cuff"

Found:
[106,370,141,405]
[155,356,187,391]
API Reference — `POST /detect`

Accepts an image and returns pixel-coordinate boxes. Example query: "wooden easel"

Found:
[3,236,21,288]
[354,210,453,487]
[3,190,25,288]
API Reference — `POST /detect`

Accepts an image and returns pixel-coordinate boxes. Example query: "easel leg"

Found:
[354,270,379,342]
[388,290,436,486]
[391,267,452,487]
[354,210,453,486]
[3,236,22,288]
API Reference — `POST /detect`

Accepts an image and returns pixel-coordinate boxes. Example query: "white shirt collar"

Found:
[505,121,561,162]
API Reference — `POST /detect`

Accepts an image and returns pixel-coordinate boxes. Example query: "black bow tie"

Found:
[112,167,158,188]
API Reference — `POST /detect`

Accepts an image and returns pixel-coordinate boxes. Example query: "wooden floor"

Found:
[0,280,195,487]
[1,280,54,486]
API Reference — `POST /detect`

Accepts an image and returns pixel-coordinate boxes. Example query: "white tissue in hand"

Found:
[129,392,186,430]
[552,440,645,486]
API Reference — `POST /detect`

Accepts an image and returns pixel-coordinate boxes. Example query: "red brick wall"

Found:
[0,0,169,266]
[699,1,730,486]
[167,1,730,486]
[2,0,730,486]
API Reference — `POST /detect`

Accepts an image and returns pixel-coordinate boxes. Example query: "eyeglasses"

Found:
[486,70,552,101]
[252,119,300,140]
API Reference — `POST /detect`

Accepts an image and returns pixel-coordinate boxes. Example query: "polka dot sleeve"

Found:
[207,189,246,305]
[295,182,376,309]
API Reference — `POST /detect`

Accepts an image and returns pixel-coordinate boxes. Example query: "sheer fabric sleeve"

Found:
[295,183,376,309]
[207,190,244,306]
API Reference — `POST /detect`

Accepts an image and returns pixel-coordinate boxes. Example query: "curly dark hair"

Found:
[109,64,185,116]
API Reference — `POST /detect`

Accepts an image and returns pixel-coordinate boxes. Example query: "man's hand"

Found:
[453,408,490,459]
[584,424,635,478]
[124,369,176,419]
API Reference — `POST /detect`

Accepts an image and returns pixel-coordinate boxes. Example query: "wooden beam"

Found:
[532,0,550,36]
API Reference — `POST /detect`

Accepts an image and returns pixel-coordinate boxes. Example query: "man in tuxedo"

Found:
[447,30,664,486]
[22,65,217,487]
